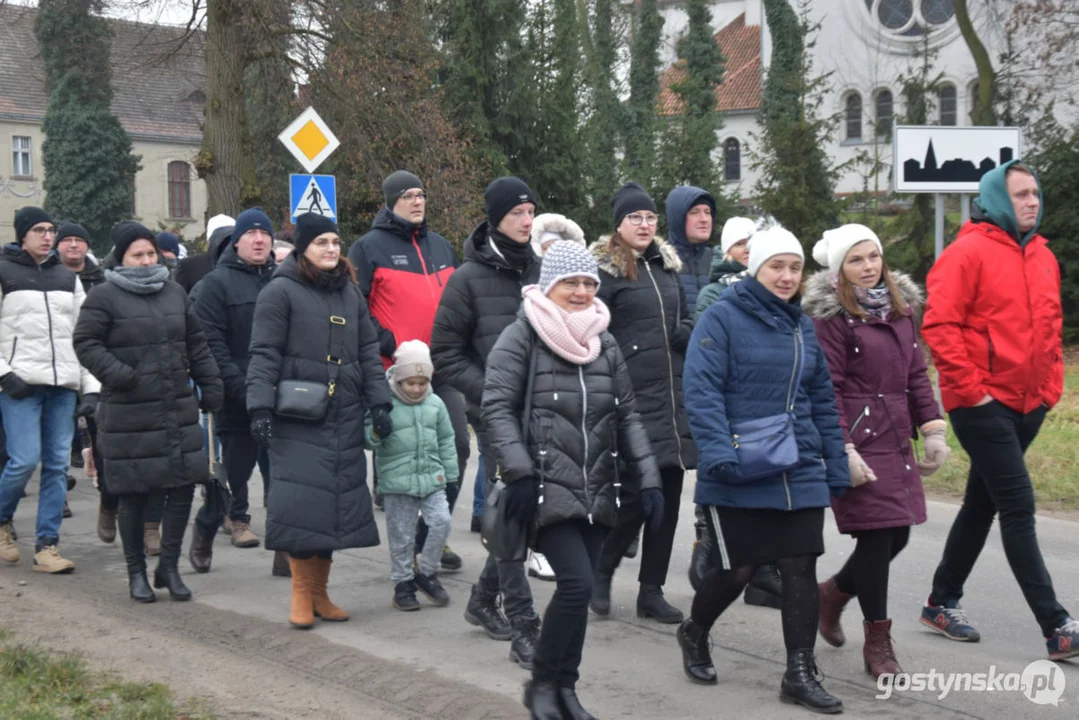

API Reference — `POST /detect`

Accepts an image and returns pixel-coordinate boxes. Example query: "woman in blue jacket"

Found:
[678,225,849,714]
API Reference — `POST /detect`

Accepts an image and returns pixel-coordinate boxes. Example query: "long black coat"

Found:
[246,256,392,553]
[431,221,540,419]
[191,242,275,432]
[73,277,224,494]
[483,317,660,529]
[589,236,698,471]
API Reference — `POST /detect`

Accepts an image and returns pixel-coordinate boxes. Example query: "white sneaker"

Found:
[527,550,555,581]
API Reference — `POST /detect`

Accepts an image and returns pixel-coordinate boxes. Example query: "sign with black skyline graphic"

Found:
[893,125,1023,193]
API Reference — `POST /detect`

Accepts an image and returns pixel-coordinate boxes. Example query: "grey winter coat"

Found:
[73,277,223,494]
[482,317,660,529]
[246,256,392,553]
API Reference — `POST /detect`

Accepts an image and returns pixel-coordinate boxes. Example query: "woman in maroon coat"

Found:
[803,224,950,678]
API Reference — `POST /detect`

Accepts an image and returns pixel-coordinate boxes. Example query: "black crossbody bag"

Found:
[274,313,346,422]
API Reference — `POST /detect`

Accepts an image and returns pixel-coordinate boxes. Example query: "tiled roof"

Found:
[659,12,761,115]
[0,5,205,143]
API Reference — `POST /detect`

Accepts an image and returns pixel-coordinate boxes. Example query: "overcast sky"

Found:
[10,0,196,27]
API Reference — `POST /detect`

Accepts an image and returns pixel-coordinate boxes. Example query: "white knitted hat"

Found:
[537,241,601,295]
[530,213,586,257]
[812,224,883,273]
[392,340,434,381]
[206,213,235,240]
[720,217,757,255]
[747,226,804,277]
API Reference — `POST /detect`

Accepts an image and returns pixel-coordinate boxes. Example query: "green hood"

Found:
[973,159,1043,245]
[708,252,747,282]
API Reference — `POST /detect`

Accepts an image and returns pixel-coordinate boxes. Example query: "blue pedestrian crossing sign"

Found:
[290,174,337,222]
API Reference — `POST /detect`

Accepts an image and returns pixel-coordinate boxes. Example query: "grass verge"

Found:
[918,366,1079,513]
[0,628,213,719]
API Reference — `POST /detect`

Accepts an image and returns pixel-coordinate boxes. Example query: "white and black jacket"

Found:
[0,245,100,394]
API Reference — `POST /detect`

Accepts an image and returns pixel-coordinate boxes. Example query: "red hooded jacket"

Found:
[922,220,1063,414]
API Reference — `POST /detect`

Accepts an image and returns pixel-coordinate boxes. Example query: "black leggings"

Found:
[692,554,819,651]
[833,526,910,622]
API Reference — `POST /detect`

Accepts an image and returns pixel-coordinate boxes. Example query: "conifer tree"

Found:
[579,0,623,236]
[624,0,663,188]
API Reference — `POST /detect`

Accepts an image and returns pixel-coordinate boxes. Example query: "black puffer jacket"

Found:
[590,236,697,471]
[192,243,275,431]
[174,225,232,294]
[431,221,540,419]
[76,257,105,294]
[483,318,660,529]
[73,275,224,494]
[246,256,392,553]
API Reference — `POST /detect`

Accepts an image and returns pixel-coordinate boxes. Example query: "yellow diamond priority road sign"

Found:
[278,107,340,174]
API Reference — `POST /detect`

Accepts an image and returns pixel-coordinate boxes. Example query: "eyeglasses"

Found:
[558,278,598,292]
[400,191,427,202]
[625,213,659,227]
[28,226,56,237]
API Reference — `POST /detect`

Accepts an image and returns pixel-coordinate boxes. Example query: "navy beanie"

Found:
[155,231,182,256]
[231,208,274,245]
[111,221,157,262]
[55,221,89,244]
[14,206,54,244]
[484,177,537,230]
[611,182,656,228]
[293,213,339,256]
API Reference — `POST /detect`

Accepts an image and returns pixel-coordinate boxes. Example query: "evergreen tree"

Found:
[579,0,623,236]
[34,0,139,254]
[655,0,730,203]
[624,0,663,187]
[752,0,843,253]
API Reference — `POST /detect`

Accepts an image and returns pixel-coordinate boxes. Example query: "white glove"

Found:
[845,444,878,487]
[918,423,951,477]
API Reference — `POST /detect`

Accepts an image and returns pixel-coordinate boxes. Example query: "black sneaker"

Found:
[624,533,640,559]
[743,564,782,609]
[509,614,541,669]
[62,501,72,519]
[440,545,462,572]
[465,584,512,640]
[374,493,384,511]
[1046,617,1079,661]
[415,572,450,607]
[66,474,77,491]
[393,580,421,612]
[920,600,981,642]
[470,516,482,533]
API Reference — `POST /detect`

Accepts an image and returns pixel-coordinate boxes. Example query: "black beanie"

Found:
[484,176,537,230]
[611,182,657,228]
[110,221,156,262]
[293,212,339,256]
[14,206,54,244]
[55,221,88,244]
[383,171,424,207]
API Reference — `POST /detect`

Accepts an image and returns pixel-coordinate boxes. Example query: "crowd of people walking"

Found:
[0,157,1077,719]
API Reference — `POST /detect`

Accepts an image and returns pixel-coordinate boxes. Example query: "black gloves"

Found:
[503,477,539,525]
[250,409,274,446]
[371,404,393,440]
[75,393,99,418]
[640,486,666,534]
[0,372,33,400]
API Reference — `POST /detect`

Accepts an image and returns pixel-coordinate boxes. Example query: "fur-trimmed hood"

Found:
[588,235,683,278]
[530,213,586,257]
[801,270,924,319]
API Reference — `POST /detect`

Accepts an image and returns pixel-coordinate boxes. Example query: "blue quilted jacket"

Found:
[684,277,849,509]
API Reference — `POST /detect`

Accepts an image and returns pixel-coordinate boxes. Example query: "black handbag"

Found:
[728,326,805,481]
[481,337,538,562]
[274,314,346,422]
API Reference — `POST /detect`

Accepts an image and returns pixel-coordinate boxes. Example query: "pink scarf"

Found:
[522,285,611,365]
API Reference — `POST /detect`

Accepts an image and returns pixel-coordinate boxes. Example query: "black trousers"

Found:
[930,402,1070,636]
[596,466,683,586]
[416,387,470,553]
[834,526,910,622]
[195,431,269,536]
[532,521,608,687]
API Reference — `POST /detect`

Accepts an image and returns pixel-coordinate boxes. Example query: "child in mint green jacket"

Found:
[366,340,458,611]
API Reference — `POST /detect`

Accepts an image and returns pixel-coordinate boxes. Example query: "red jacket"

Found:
[922,220,1063,414]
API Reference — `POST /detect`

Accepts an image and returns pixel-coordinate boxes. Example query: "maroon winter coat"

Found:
[802,271,942,533]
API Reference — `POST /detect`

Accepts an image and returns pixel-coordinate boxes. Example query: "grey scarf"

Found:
[105,264,170,295]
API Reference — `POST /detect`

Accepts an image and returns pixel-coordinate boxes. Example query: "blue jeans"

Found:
[472,453,486,518]
[0,386,77,545]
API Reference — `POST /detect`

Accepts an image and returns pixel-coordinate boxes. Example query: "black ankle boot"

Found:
[677,618,717,684]
[779,649,843,714]
[523,680,562,720]
[153,565,192,601]
[688,532,716,592]
[128,571,156,603]
[558,686,597,720]
[590,572,612,616]
[154,488,194,601]
[744,564,783,609]
[637,584,684,624]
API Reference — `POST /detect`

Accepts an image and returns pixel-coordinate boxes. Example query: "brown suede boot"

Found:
[818,576,854,647]
[863,619,902,678]
[311,556,349,622]
[144,522,161,556]
[288,557,316,629]
[97,503,117,544]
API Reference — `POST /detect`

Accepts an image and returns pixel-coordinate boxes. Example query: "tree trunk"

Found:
[196,0,260,218]
[954,0,998,126]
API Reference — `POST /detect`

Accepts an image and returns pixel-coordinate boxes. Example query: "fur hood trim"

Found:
[802,270,924,319]
[588,235,683,278]
[530,213,586,257]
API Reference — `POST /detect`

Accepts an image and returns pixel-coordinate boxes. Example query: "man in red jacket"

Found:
[918,160,1077,660]
[348,171,469,572]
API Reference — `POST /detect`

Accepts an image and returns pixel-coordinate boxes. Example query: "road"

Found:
[0,441,1075,719]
